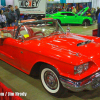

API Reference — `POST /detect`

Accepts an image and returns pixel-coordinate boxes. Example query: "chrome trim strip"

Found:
[60,72,100,92]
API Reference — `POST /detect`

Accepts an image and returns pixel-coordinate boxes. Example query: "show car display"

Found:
[0,19,100,97]
[46,7,93,25]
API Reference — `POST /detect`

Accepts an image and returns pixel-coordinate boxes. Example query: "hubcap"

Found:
[44,71,58,90]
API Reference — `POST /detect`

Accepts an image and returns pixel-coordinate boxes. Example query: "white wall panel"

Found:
[92,0,100,9]
[5,0,14,6]
[0,0,1,6]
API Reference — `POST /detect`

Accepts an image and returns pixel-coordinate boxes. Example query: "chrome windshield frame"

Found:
[15,19,65,39]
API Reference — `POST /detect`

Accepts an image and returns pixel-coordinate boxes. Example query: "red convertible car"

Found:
[0,19,100,97]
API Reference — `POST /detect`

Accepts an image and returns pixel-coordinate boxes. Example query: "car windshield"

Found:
[15,19,65,40]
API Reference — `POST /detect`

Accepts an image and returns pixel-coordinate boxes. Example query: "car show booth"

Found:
[63,0,100,9]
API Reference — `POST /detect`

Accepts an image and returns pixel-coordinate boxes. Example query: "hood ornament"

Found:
[76,53,79,57]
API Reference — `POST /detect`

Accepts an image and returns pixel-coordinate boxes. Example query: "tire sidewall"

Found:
[40,64,65,97]
[41,68,60,93]
[82,20,90,26]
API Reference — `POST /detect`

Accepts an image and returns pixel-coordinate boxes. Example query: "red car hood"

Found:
[38,33,100,65]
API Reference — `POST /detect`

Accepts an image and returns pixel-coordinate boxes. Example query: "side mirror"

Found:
[75,14,78,17]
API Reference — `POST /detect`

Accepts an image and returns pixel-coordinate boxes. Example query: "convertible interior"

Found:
[0,26,57,43]
[17,23,60,41]
[0,19,64,44]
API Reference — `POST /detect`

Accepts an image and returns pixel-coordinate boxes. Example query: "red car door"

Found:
[0,38,22,67]
[0,30,22,69]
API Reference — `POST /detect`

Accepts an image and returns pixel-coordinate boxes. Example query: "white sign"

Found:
[66,0,92,3]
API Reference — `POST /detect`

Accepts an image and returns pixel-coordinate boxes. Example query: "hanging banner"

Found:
[1,0,6,6]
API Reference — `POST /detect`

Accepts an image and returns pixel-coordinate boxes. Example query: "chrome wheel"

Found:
[41,68,60,93]
[44,71,58,90]
[40,64,67,97]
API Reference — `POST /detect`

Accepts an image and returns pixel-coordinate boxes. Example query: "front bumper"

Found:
[60,72,100,92]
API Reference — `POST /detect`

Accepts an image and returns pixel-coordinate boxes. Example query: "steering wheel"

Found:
[33,31,45,36]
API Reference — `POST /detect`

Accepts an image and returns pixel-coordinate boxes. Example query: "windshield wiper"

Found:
[77,40,91,46]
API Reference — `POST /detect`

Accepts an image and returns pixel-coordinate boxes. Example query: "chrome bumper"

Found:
[60,72,100,92]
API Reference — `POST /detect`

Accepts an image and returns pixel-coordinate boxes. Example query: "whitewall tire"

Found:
[41,68,60,93]
[40,64,67,97]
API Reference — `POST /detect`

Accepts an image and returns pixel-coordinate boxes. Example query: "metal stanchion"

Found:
[66,24,71,34]
[83,22,87,28]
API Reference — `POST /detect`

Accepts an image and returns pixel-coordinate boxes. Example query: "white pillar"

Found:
[0,0,1,7]
[92,0,100,9]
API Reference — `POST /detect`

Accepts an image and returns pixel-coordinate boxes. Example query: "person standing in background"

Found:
[66,7,69,11]
[94,8,96,22]
[8,5,16,26]
[0,10,6,28]
[3,9,9,26]
[72,6,76,14]
[91,8,95,22]
[15,5,20,26]
[69,7,72,12]
[96,7,100,20]
[53,7,58,13]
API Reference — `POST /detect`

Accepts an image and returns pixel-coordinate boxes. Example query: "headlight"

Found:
[74,62,89,74]
[84,63,89,71]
